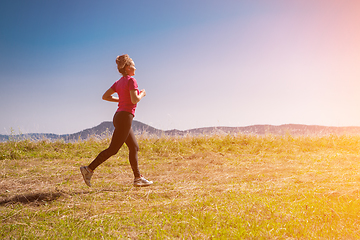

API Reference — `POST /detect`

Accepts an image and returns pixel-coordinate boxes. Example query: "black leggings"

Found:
[88,111,141,178]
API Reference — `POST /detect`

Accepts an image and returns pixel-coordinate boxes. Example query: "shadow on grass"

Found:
[0,192,63,206]
[0,189,125,206]
[0,186,134,207]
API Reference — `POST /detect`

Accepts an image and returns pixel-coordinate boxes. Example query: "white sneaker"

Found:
[80,166,93,187]
[134,175,153,187]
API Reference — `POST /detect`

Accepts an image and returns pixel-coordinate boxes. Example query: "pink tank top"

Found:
[111,75,139,116]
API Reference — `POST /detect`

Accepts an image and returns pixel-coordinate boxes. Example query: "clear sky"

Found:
[1,0,360,135]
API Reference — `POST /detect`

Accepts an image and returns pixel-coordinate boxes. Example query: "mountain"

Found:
[62,120,164,141]
[2,121,360,142]
[184,124,360,136]
[0,120,162,142]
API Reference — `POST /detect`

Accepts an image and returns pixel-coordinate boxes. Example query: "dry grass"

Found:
[1,134,360,239]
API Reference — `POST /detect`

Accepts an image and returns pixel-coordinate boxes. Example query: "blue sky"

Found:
[1,0,360,135]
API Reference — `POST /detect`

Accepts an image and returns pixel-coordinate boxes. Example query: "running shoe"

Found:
[80,166,93,187]
[134,175,153,187]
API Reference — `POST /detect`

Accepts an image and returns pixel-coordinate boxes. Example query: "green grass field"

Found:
[1,134,360,239]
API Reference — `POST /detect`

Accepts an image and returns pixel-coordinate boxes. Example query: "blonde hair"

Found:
[116,54,133,76]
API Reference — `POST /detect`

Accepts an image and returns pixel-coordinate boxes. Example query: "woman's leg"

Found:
[88,111,133,171]
[125,128,141,178]
[125,128,153,186]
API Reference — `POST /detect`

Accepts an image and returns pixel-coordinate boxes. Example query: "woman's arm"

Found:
[130,89,146,104]
[102,88,119,102]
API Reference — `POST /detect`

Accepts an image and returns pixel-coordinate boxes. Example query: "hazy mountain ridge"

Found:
[2,121,360,142]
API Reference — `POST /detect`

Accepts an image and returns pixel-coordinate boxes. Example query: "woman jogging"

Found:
[80,54,153,187]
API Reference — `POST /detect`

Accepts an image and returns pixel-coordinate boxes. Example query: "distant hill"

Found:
[62,120,164,141]
[2,121,360,142]
[186,124,360,136]
[0,120,162,142]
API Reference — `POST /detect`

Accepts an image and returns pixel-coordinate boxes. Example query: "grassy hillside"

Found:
[1,134,360,239]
